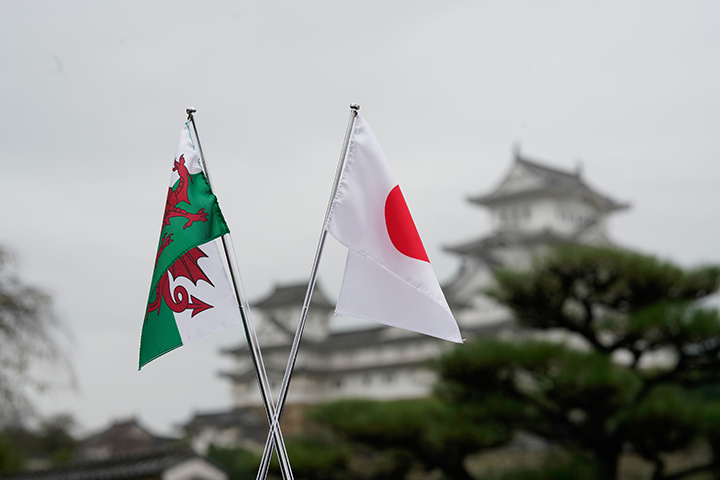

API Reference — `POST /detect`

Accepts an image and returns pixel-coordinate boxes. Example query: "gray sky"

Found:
[2,1,719,436]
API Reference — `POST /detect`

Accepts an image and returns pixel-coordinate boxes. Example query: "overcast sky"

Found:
[2,1,719,436]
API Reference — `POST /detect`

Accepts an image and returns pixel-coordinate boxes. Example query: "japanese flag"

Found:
[326,115,462,343]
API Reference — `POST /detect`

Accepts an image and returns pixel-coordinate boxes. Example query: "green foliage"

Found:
[309,246,720,480]
[435,337,644,445]
[38,414,77,464]
[270,434,352,480]
[622,384,708,457]
[209,436,353,480]
[485,453,603,480]
[436,338,643,404]
[463,246,720,479]
[310,397,507,479]
[207,444,262,480]
[0,413,78,471]
[49,447,75,466]
[488,247,720,349]
[0,434,25,475]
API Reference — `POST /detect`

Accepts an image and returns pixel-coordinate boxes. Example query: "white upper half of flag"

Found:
[169,122,203,187]
[326,114,462,343]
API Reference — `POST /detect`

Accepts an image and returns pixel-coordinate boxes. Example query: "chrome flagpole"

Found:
[186,109,294,480]
[256,104,360,480]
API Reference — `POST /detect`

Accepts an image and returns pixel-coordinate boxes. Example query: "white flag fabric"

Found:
[326,115,462,343]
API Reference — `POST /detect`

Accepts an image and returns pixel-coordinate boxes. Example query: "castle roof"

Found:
[77,418,176,460]
[178,408,266,445]
[219,320,506,370]
[251,280,334,311]
[444,219,609,257]
[180,407,263,432]
[3,446,217,480]
[469,152,628,213]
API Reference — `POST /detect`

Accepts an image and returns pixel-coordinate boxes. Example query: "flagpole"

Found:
[186,109,294,480]
[256,104,360,480]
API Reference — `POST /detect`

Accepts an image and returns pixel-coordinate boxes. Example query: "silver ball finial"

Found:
[350,104,360,111]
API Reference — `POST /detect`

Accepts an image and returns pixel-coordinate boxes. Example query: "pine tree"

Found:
[436,246,720,479]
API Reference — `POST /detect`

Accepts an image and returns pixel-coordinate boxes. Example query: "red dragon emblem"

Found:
[145,155,214,322]
[162,155,208,230]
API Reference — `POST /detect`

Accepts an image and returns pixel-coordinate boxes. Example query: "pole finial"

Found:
[350,103,360,111]
[186,107,196,120]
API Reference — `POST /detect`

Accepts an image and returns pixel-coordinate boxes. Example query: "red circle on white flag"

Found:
[384,185,429,262]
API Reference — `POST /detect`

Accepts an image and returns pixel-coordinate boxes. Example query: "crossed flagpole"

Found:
[175,104,459,479]
[186,105,360,480]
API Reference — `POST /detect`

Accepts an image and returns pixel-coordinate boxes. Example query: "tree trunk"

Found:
[439,461,475,480]
[651,457,665,480]
[596,449,620,480]
[709,438,720,480]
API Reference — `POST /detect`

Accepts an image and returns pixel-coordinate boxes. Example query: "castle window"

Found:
[557,206,589,224]
[500,205,530,226]
[500,207,509,221]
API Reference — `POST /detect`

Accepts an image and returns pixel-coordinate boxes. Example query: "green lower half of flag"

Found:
[139,296,184,368]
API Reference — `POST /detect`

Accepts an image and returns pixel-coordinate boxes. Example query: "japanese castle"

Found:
[182,149,629,448]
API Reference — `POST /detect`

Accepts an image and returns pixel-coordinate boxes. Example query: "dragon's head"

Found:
[172,154,186,172]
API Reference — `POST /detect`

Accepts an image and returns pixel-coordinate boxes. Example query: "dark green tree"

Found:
[435,246,720,480]
[207,444,263,480]
[209,435,352,480]
[37,413,78,465]
[0,435,25,476]
[310,396,514,480]
[272,434,353,480]
[0,413,78,473]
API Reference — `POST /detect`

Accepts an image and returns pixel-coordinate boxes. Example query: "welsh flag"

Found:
[326,114,462,343]
[139,123,242,369]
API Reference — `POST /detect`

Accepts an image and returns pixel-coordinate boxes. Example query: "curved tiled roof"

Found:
[251,280,334,311]
[469,154,628,213]
[2,446,207,480]
[220,320,508,380]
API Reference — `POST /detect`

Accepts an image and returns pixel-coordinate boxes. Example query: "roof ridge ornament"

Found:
[575,159,584,177]
[512,141,522,161]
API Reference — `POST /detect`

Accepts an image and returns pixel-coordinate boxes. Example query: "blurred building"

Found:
[4,446,227,480]
[8,419,225,480]
[442,149,628,315]
[201,150,628,440]
[179,408,267,456]
[77,418,176,461]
